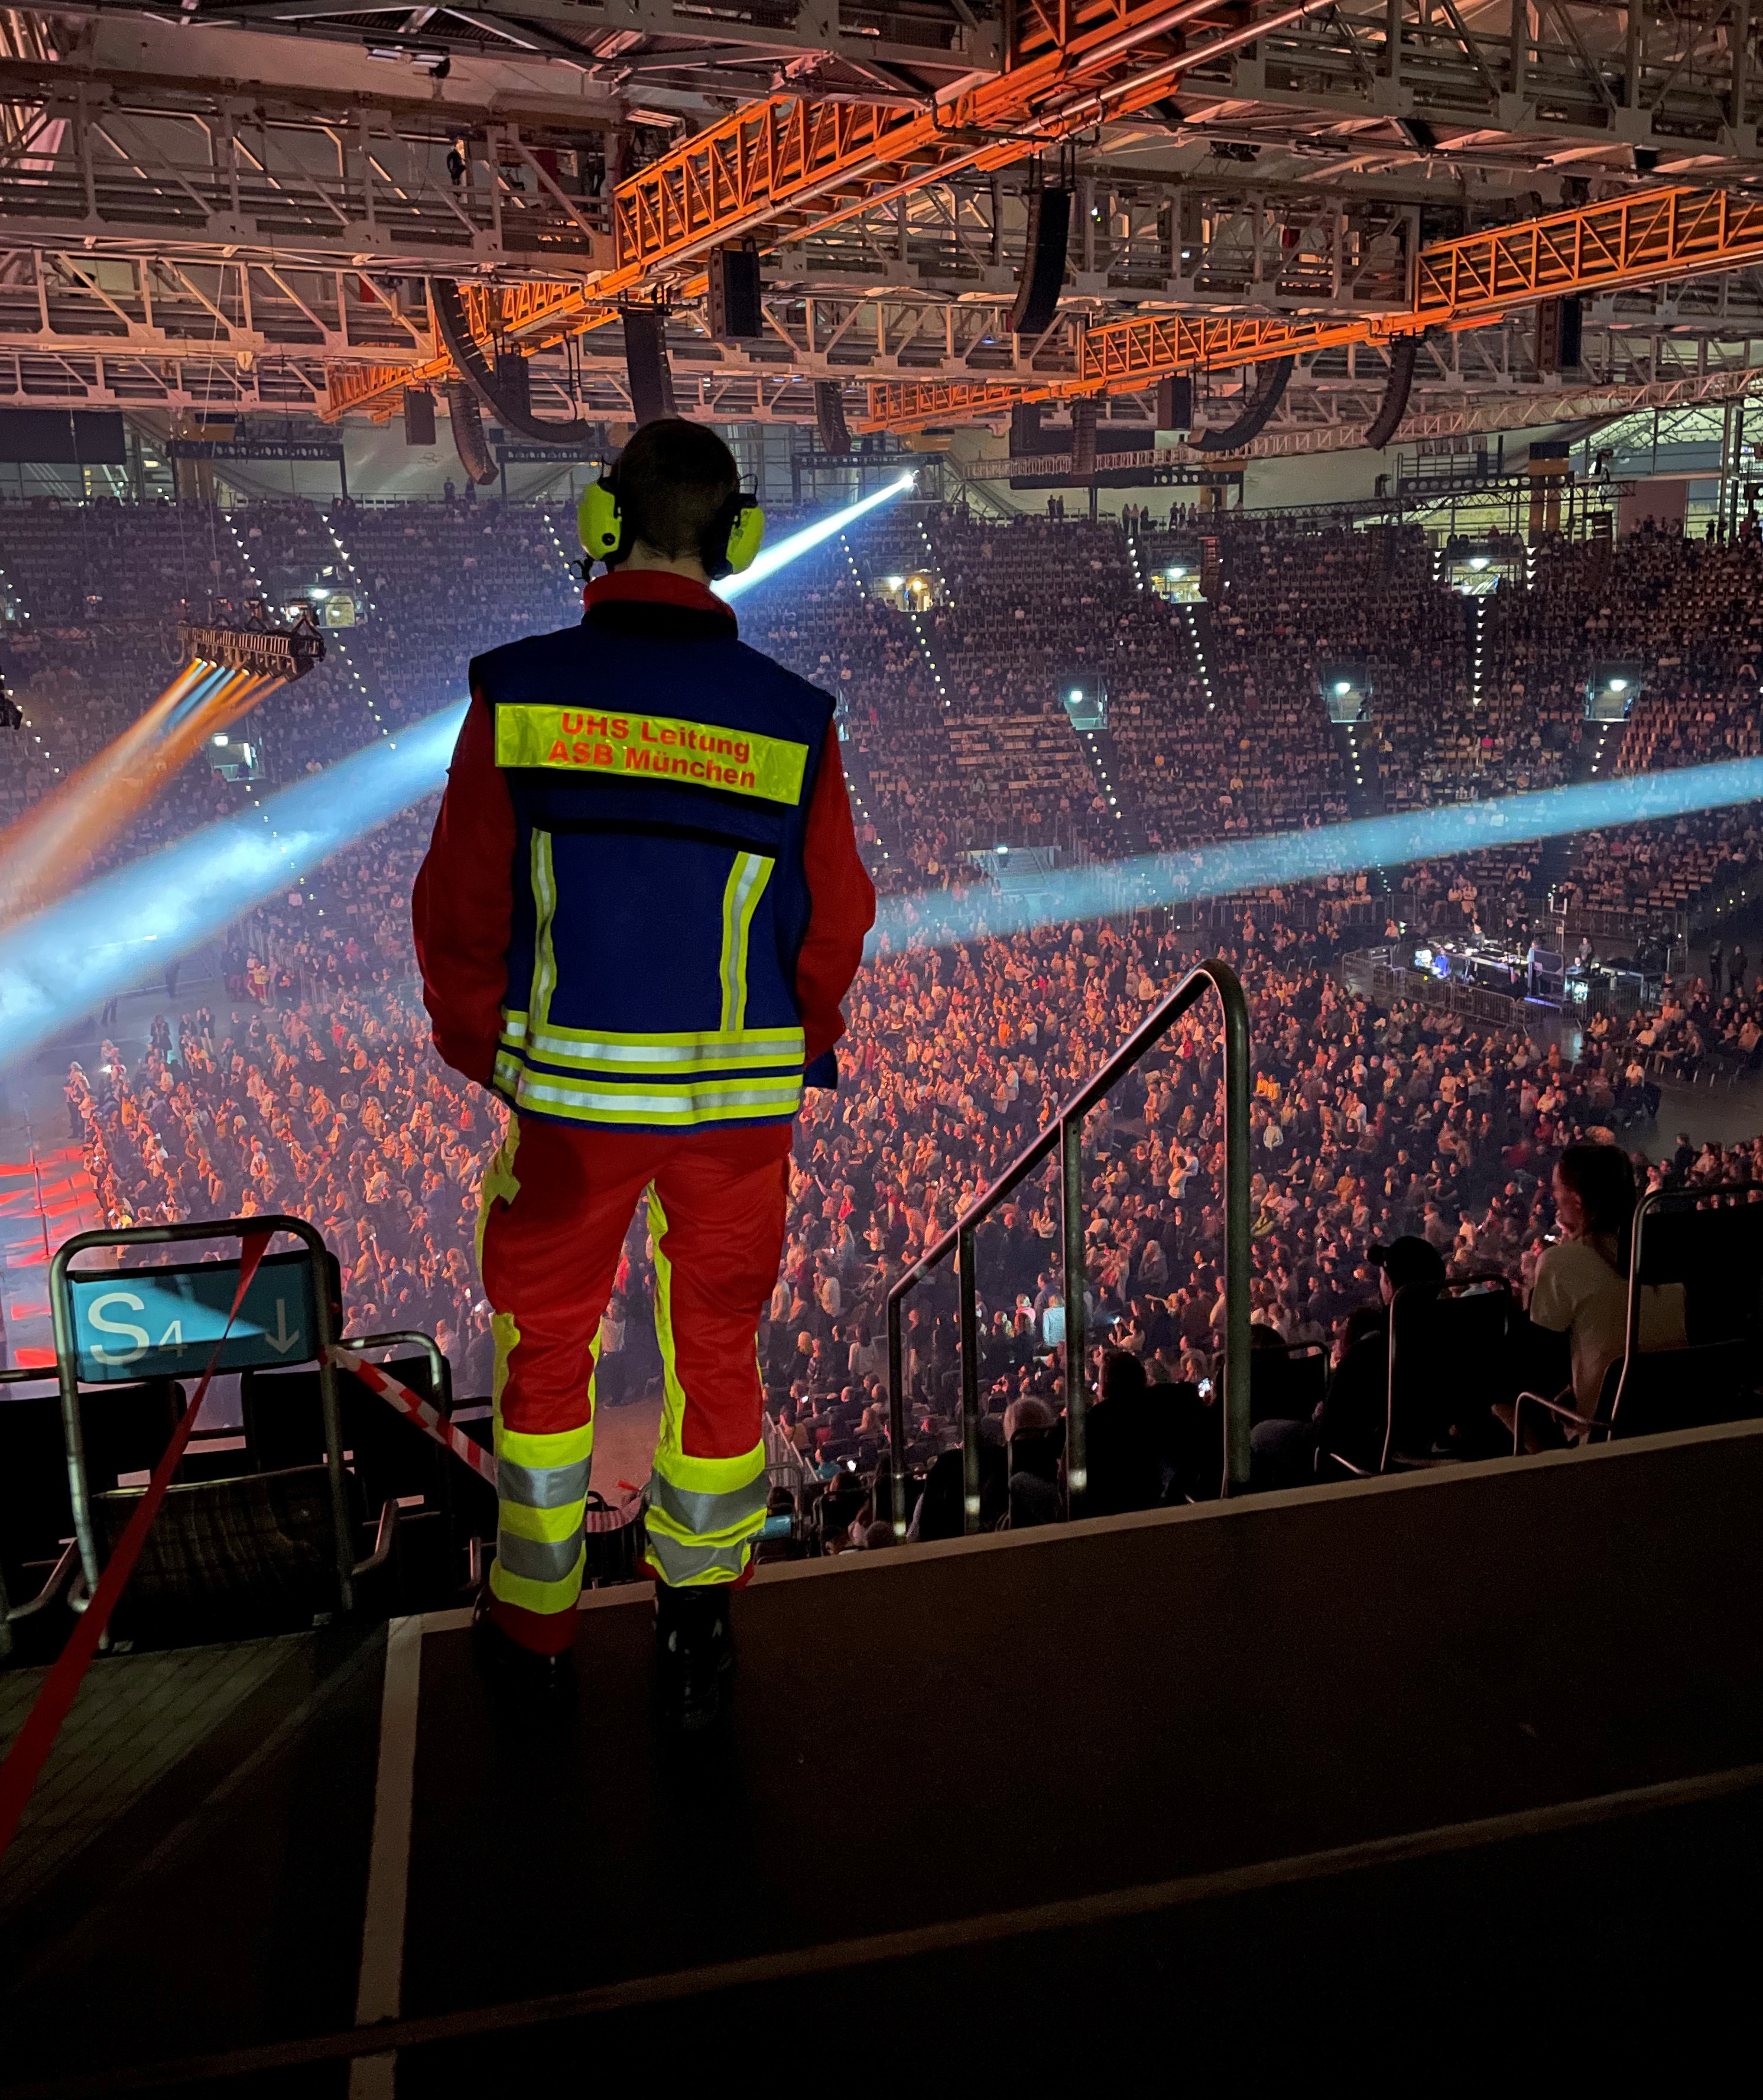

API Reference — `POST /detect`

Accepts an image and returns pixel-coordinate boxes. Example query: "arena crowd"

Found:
[2,488,1758,1510]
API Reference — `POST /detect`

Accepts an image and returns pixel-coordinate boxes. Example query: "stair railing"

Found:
[887,958,1252,1536]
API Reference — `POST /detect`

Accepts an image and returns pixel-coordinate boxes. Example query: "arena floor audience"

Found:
[5,491,1760,1521]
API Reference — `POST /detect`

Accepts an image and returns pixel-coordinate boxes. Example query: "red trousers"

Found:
[478,1113,790,1653]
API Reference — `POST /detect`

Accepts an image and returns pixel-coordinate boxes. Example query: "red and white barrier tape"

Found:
[327,1346,641,1532]
[328,1344,496,1488]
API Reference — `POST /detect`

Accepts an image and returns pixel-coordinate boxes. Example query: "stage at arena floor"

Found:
[1,1417,1761,2090]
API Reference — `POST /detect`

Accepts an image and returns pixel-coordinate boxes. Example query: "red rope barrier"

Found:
[0,1230,271,1868]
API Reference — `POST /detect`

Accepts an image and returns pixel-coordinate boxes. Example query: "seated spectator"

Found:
[1253,1234,1445,1487]
[1003,1393,1063,1528]
[1084,1347,1169,1516]
[1512,1141,1687,1435]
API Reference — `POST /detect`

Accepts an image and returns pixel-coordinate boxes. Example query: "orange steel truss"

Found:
[322,118,1763,430]
[1412,183,1763,319]
[605,0,1265,281]
[323,0,1329,420]
[865,182,1763,432]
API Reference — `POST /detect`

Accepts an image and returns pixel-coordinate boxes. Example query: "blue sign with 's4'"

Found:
[66,1251,320,1384]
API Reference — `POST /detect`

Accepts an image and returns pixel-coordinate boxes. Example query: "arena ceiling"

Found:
[2,0,1763,455]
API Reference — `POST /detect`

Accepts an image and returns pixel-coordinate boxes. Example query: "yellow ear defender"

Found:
[577,473,765,576]
[719,495,765,577]
[578,476,623,563]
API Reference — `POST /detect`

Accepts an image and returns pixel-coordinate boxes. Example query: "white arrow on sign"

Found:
[265,1299,302,1355]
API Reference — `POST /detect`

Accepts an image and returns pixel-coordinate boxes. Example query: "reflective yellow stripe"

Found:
[652,1439,768,1497]
[498,1497,587,1544]
[510,1072,803,1127]
[489,1549,585,1617]
[642,1505,754,1550]
[501,1007,529,1046]
[650,1192,767,1502]
[530,830,558,1030]
[496,1418,595,1471]
[641,1536,753,1588]
[719,851,773,1034]
[648,1185,688,1478]
[476,1114,522,1273]
[495,702,809,806]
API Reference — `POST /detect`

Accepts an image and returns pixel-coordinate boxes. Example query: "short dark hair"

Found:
[1368,1235,1446,1291]
[609,418,739,566]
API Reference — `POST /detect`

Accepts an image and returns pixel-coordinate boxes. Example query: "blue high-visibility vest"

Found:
[476,614,834,1134]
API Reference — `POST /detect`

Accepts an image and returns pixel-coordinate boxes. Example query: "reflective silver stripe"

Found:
[501,1008,530,1046]
[643,1532,753,1586]
[647,1471,767,1548]
[524,1029,803,1070]
[498,1456,591,1511]
[496,1528,583,1584]
[512,1075,803,1120]
[719,851,772,1033]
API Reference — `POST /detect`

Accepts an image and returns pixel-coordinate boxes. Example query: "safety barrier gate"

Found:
[886,959,1252,1537]
[48,1215,360,1615]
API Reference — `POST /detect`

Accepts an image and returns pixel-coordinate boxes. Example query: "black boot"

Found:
[654,1583,734,1732]
[471,1582,575,1705]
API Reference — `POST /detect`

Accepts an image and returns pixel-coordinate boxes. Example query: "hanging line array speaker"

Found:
[1070,398,1098,480]
[402,388,436,447]
[1363,336,1420,452]
[493,350,532,426]
[621,306,679,428]
[709,245,764,341]
[1009,186,1072,338]
[1156,374,1193,434]
[444,379,499,485]
[1559,295,1585,371]
[1190,357,1294,453]
[430,278,593,445]
[815,381,852,456]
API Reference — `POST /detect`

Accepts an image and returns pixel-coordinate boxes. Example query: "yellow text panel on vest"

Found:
[495,704,808,807]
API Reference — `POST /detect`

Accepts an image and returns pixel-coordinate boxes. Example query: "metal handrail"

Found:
[886,958,1252,1537]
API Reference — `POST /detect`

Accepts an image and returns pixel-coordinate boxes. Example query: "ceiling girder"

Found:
[866,181,1763,427]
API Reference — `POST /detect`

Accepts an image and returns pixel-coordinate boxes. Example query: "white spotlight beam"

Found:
[871,756,1763,953]
[719,472,915,602]
[0,703,466,1069]
[0,470,913,1066]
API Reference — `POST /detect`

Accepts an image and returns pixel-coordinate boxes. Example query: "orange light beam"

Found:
[0,664,284,927]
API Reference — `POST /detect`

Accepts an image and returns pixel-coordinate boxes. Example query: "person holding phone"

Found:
[1520,1141,1685,1433]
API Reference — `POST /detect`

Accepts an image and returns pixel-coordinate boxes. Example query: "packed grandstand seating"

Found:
[3,491,1762,1541]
